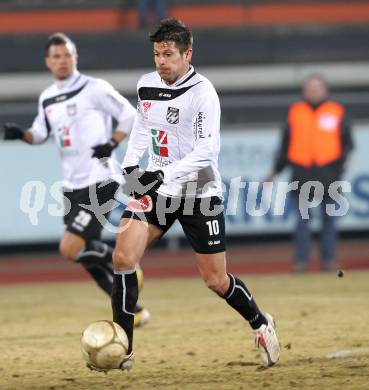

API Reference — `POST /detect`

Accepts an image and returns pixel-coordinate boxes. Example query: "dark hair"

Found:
[149,18,193,53]
[46,32,77,55]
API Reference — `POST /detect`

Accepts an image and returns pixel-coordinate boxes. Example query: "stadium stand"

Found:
[1,1,369,33]
[1,1,369,126]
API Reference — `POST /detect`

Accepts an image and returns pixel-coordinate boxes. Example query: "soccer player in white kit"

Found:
[3,33,149,327]
[110,19,280,370]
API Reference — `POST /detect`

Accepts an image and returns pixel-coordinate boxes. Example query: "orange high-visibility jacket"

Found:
[287,101,344,167]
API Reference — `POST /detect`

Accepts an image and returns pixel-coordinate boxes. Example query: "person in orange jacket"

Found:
[268,74,354,272]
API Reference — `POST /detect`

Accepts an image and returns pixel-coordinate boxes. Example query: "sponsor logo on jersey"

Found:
[166,107,179,124]
[151,129,168,157]
[158,92,172,98]
[59,126,72,147]
[150,154,170,167]
[67,103,77,116]
[194,111,205,139]
[127,195,153,213]
[56,94,67,102]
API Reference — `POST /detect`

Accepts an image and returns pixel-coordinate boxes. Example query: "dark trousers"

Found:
[138,0,167,27]
[293,195,337,267]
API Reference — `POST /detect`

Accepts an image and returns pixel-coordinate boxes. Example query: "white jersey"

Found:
[122,66,223,198]
[30,71,136,189]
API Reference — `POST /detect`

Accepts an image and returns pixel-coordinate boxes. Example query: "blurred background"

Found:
[1,0,369,278]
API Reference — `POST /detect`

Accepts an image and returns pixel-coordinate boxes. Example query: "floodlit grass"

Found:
[1,271,369,389]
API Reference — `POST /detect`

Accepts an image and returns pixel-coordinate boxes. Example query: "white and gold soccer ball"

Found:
[81,320,129,371]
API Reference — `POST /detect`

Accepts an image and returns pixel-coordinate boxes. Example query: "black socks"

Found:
[76,240,114,295]
[223,273,267,330]
[111,270,138,353]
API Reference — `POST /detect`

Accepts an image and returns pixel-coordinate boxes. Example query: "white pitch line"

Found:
[325,348,369,359]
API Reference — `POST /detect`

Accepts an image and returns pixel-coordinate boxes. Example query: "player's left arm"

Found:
[91,80,136,158]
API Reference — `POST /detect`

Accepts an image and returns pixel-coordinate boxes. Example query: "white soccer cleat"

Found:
[119,351,135,371]
[86,352,135,372]
[134,307,151,328]
[253,313,280,367]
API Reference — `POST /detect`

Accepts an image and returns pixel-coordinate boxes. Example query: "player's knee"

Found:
[59,240,78,262]
[112,248,137,270]
[203,274,227,295]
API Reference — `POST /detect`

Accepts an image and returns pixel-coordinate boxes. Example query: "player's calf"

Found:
[221,274,280,366]
[111,269,139,354]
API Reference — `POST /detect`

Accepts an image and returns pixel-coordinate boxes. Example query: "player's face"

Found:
[45,43,77,80]
[303,78,328,104]
[153,41,192,85]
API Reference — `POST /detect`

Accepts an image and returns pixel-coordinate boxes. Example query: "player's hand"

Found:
[122,166,163,198]
[138,170,164,194]
[91,139,118,159]
[122,165,139,176]
[3,122,25,140]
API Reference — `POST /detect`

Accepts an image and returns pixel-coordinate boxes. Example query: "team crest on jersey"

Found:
[166,107,179,124]
[67,103,77,116]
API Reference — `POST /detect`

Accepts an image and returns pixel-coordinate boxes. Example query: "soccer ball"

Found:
[81,320,129,371]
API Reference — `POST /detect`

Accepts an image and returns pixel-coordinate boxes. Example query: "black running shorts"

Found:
[122,192,226,254]
[63,181,119,241]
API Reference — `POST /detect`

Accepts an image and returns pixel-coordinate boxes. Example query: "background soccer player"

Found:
[109,19,280,370]
[3,32,150,327]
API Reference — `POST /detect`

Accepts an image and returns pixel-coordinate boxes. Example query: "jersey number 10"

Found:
[206,220,219,236]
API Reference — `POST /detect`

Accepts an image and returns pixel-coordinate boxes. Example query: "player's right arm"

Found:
[3,122,31,143]
[121,105,149,168]
[121,76,150,169]
[3,94,50,145]
[119,98,158,198]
